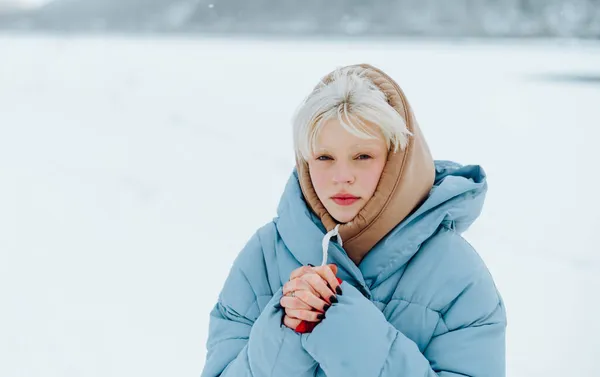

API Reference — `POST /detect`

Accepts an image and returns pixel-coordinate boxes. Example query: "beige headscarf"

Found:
[296,64,436,265]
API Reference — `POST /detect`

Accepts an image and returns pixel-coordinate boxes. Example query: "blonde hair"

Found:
[292,66,411,162]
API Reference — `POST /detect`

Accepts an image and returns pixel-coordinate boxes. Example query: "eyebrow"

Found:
[317,143,381,152]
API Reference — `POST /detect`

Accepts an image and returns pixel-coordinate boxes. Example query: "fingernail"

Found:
[336,278,343,295]
[317,313,325,320]
[329,295,338,304]
[274,303,282,310]
[323,303,330,311]
[307,264,315,267]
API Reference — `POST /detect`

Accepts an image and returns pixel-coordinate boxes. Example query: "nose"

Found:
[332,161,355,185]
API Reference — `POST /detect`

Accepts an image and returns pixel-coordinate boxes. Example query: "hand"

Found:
[301,281,394,377]
[280,264,343,332]
[289,264,343,295]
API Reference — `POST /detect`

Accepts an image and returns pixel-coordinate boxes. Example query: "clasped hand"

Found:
[280,264,343,333]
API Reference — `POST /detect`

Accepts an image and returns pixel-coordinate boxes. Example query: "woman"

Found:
[201,64,506,377]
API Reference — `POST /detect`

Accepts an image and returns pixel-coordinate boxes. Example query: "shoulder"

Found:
[229,222,278,270]
[401,227,504,327]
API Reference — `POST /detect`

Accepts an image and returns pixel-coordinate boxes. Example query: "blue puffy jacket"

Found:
[201,160,506,377]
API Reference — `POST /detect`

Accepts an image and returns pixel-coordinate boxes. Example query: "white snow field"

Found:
[1,33,599,377]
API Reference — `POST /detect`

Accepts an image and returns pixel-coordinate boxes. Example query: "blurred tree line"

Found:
[2,0,600,38]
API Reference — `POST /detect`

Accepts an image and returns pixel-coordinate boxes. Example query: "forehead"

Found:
[315,118,386,150]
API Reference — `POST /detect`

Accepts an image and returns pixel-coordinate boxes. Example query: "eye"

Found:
[356,154,372,160]
[316,155,333,161]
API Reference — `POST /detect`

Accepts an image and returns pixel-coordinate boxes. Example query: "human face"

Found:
[308,118,388,223]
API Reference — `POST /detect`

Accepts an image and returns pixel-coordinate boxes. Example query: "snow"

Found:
[1,33,599,377]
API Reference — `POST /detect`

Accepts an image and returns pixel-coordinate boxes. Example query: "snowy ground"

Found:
[1,33,599,377]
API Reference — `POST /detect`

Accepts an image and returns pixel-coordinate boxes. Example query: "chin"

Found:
[328,209,359,224]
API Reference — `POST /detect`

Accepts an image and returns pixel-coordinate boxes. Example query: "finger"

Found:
[289,266,313,280]
[312,265,341,296]
[282,315,302,330]
[282,279,294,296]
[303,274,337,304]
[280,296,312,311]
[328,263,338,275]
[286,308,325,322]
[283,278,318,297]
[293,289,330,312]
[283,278,307,296]
[290,264,336,280]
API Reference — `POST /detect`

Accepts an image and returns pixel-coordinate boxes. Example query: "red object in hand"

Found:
[295,277,343,333]
[295,321,317,333]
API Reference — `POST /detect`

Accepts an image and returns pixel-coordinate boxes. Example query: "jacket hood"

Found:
[275,160,488,293]
[296,63,436,265]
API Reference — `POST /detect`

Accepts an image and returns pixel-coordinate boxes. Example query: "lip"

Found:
[331,193,360,206]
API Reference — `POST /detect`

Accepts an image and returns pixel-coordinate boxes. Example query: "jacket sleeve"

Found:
[201,231,318,377]
[301,276,506,377]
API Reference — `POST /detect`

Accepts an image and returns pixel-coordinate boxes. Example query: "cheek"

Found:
[363,173,380,194]
[361,162,386,196]
[308,165,329,194]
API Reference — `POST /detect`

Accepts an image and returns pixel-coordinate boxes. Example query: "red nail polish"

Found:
[336,277,342,284]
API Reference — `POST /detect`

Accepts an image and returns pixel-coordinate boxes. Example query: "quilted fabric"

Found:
[201,160,506,377]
